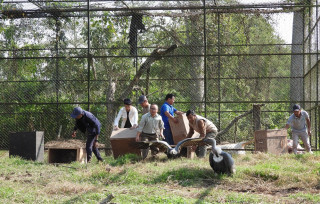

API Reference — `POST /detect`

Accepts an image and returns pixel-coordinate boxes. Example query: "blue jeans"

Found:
[86,133,103,162]
[163,128,174,145]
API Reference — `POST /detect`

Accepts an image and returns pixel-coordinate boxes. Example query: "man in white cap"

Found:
[284,104,312,154]
[70,107,103,162]
[138,95,151,115]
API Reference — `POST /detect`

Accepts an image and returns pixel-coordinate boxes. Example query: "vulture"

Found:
[135,138,207,159]
[135,138,235,174]
[204,138,235,175]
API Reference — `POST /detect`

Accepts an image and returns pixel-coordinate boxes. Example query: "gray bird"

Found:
[135,138,235,175]
[203,138,235,175]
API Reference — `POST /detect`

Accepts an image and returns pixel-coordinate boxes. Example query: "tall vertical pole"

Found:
[203,0,207,118]
[316,0,319,150]
[217,12,221,142]
[87,0,90,111]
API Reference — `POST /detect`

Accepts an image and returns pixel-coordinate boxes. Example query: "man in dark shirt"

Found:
[71,107,103,163]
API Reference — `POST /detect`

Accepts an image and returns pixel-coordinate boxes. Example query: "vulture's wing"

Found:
[133,141,151,149]
[173,138,208,154]
[149,140,173,152]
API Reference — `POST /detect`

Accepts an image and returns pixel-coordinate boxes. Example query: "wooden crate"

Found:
[9,131,44,162]
[110,128,141,159]
[169,113,190,144]
[48,147,87,163]
[254,129,288,154]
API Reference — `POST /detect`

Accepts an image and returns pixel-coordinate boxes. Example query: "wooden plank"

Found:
[254,129,288,154]
[110,128,138,140]
[110,128,140,159]
[169,113,189,144]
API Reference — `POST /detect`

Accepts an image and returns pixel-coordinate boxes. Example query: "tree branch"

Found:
[119,44,178,100]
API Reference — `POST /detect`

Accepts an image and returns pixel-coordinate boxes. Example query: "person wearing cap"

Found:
[160,93,183,145]
[70,107,103,162]
[186,110,218,158]
[284,104,312,154]
[138,95,151,115]
[113,98,138,130]
[136,104,164,159]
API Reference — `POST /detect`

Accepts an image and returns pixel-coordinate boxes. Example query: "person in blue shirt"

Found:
[70,107,103,162]
[160,94,183,145]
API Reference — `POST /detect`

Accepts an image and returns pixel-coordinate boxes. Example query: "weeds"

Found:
[0,150,319,203]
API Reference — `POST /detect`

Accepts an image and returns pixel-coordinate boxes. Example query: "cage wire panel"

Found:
[0,0,319,151]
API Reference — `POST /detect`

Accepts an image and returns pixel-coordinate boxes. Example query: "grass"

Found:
[0,151,319,204]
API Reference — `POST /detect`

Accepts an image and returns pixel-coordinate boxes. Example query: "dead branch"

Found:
[119,44,178,100]
[217,109,253,137]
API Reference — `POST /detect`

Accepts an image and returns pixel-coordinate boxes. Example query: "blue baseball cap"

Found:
[292,104,301,111]
[71,107,83,118]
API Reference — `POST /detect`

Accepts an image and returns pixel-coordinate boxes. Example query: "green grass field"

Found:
[0,150,319,204]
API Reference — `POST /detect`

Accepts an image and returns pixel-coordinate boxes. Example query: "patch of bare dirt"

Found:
[45,139,105,149]
[221,179,320,197]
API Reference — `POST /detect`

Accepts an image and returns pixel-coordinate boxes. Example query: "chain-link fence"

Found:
[0,0,319,151]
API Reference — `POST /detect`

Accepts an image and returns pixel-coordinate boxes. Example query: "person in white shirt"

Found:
[284,104,312,154]
[113,98,138,130]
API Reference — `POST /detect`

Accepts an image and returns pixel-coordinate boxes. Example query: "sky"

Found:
[6,0,294,44]
[237,0,293,44]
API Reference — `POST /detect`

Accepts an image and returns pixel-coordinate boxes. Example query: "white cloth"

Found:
[114,106,138,128]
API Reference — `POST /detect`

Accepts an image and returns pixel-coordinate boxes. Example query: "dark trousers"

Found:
[163,128,174,145]
[140,132,159,159]
[86,133,103,162]
[196,132,217,158]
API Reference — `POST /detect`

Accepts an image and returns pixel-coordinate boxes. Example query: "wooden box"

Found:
[48,147,87,164]
[169,113,190,144]
[254,129,288,154]
[9,131,44,162]
[110,128,141,159]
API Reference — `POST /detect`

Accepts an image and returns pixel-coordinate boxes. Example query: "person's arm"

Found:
[136,131,141,142]
[186,125,194,138]
[175,110,184,115]
[198,119,206,138]
[159,118,165,139]
[159,128,164,139]
[72,122,78,138]
[306,117,311,136]
[165,111,178,123]
[136,115,146,141]
[85,113,101,134]
[284,124,290,129]
[113,108,123,130]
[131,107,139,129]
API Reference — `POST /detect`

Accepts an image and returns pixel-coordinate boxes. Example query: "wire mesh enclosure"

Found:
[0,0,319,151]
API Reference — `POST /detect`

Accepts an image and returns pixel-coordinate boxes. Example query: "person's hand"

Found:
[113,126,119,131]
[71,131,76,138]
[308,130,311,136]
[135,134,140,142]
[173,117,179,123]
[159,134,165,140]
[130,124,137,129]
[93,140,98,148]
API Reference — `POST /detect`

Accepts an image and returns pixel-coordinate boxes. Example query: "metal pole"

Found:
[203,0,207,118]
[87,0,90,111]
[217,13,221,137]
[316,0,319,150]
